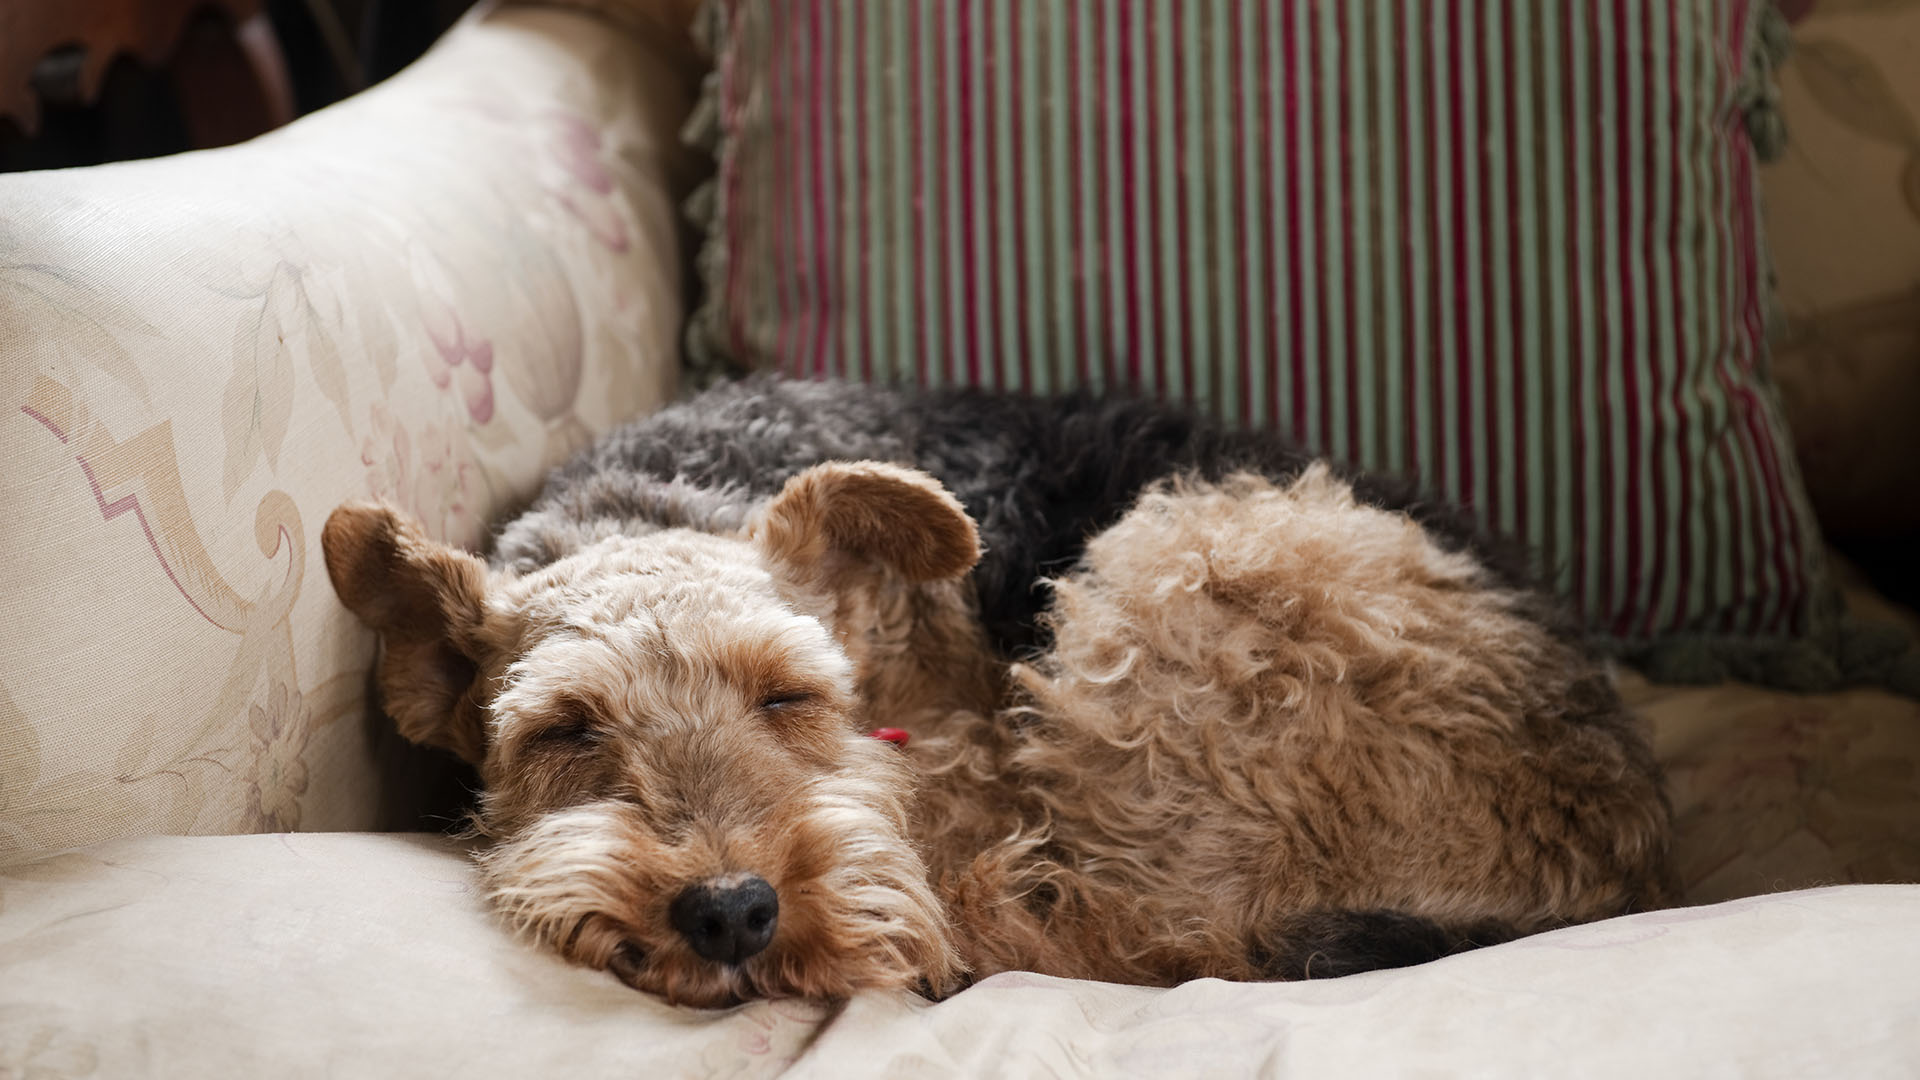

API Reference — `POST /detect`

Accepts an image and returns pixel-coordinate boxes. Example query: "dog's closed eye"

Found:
[527,707,602,751]
[753,686,843,760]
[757,691,816,712]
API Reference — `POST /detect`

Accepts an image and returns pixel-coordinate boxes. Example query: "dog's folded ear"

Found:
[322,501,496,765]
[757,461,981,585]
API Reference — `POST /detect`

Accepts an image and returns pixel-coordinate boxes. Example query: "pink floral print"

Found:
[359,403,484,544]
[409,244,498,424]
[415,420,484,544]
[538,109,631,254]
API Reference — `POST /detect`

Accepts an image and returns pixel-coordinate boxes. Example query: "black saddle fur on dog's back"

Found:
[494,376,1553,661]
[1253,910,1531,980]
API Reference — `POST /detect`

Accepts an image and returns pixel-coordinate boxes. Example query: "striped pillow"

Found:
[685,1,1834,662]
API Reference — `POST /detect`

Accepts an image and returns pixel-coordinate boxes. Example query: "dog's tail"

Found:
[1253,910,1532,981]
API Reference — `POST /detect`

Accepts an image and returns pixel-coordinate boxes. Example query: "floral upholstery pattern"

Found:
[0,6,691,853]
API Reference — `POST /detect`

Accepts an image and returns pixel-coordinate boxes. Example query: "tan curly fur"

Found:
[324,460,1672,1006]
[915,466,1671,984]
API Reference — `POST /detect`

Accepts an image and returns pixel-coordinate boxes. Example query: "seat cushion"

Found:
[0,833,829,1078]
[3,832,1917,1078]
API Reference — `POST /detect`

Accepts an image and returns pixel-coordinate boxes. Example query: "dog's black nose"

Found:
[670,876,779,965]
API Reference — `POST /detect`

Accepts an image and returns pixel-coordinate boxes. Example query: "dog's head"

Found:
[321,461,976,1006]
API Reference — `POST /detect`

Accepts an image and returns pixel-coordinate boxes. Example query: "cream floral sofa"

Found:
[2,4,1918,1077]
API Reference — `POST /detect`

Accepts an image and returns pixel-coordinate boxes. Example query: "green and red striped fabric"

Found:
[688,0,1829,649]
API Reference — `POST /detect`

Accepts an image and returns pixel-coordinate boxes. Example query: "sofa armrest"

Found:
[0,5,691,853]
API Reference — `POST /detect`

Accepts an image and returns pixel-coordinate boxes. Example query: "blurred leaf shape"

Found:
[1794,37,1920,149]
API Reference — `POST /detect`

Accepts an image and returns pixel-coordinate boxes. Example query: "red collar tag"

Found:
[868,727,910,748]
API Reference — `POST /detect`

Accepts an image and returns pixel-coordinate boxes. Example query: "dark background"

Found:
[1,0,478,173]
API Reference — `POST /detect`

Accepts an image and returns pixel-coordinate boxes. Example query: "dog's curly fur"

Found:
[323,377,1674,1006]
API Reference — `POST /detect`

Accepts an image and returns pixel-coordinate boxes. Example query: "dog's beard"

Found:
[475,776,961,1006]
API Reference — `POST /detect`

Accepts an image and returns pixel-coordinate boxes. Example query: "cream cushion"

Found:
[0,832,1914,1079]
